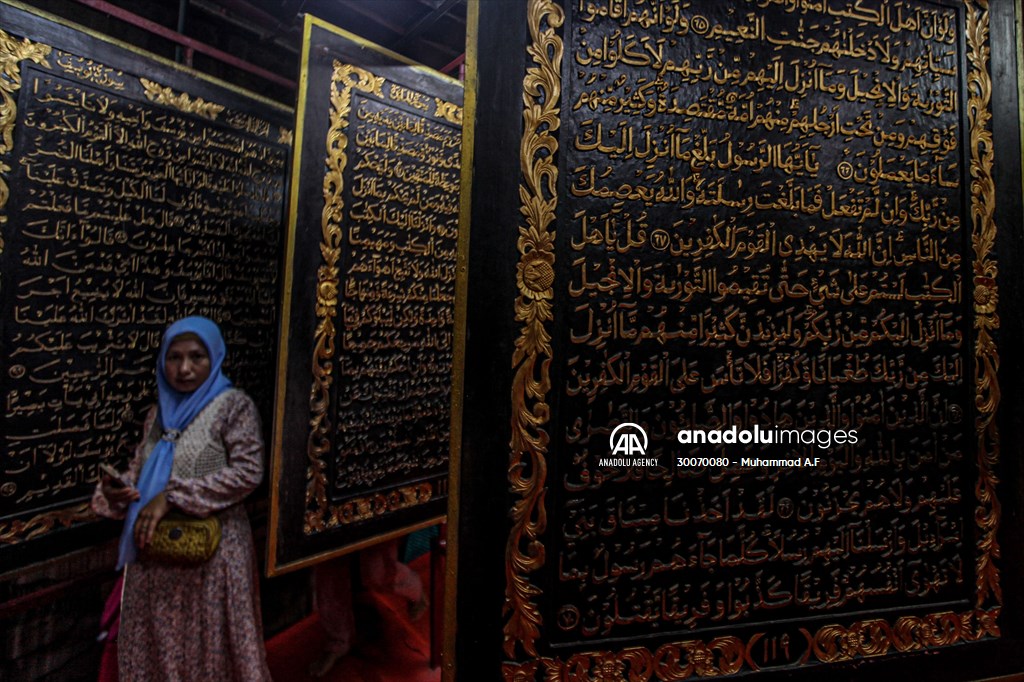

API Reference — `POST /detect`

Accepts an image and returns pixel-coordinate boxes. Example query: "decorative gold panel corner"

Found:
[0,26,51,239]
[140,77,224,119]
[434,98,462,125]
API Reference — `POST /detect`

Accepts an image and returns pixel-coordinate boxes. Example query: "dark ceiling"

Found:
[211,0,468,73]
[23,0,468,105]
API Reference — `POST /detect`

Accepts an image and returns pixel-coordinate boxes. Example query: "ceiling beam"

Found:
[200,0,289,34]
[334,1,406,36]
[190,0,300,54]
[71,0,297,89]
[388,0,461,51]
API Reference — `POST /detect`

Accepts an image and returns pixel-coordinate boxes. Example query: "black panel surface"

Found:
[268,16,462,574]
[0,1,291,570]
[450,0,1024,680]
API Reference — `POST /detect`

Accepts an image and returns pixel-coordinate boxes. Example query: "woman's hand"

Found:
[101,475,140,507]
[134,492,171,550]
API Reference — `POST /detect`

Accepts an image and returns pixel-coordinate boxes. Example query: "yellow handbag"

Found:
[139,512,221,566]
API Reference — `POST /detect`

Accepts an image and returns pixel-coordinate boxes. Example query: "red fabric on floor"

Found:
[265,553,439,682]
[98,640,118,682]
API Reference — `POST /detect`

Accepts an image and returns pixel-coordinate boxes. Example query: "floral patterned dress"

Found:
[92,389,272,682]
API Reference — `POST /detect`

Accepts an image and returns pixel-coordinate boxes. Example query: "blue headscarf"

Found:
[116,316,233,569]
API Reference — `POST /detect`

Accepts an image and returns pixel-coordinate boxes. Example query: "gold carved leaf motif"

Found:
[326,482,433,526]
[504,0,563,660]
[0,503,93,545]
[139,77,224,119]
[433,98,462,125]
[0,27,51,243]
[964,0,1001,612]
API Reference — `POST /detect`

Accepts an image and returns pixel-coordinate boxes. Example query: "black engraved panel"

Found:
[449,0,1021,679]
[0,4,290,567]
[267,16,462,574]
[332,92,459,496]
[545,0,970,647]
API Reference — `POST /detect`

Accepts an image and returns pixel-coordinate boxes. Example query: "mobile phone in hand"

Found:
[99,463,128,488]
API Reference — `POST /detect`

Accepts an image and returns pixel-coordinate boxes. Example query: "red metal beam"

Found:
[441,52,465,75]
[72,0,296,90]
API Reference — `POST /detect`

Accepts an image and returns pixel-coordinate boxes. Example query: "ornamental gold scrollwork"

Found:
[0,27,51,245]
[500,636,747,680]
[140,77,224,119]
[433,98,462,125]
[0,502,93,545]
[964,0,1001,611]
[805,610,998,665]
[318,482,433,528]
[504,0,563,659]
[304,62,385,534]
[500,610,999,681]
[278,127,294,145]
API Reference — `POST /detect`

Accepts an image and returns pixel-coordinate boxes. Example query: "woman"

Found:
[93,316,272,681]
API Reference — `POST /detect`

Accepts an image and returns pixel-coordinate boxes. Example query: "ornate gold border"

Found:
[501,0,1001,677]
[965,0,1001,610]
[311,482,433,530]
[0,503,94,545]
[303,60,384,534]
[140,77,225,119]
[504,0,563,659]
[501,609,999,680]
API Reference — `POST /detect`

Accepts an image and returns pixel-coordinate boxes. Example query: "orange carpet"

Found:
[265,554,440,682]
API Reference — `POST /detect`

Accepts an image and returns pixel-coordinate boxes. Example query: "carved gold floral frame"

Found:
[303,61,385,534]
[501,0,1001,678]
[301,60,461,534]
